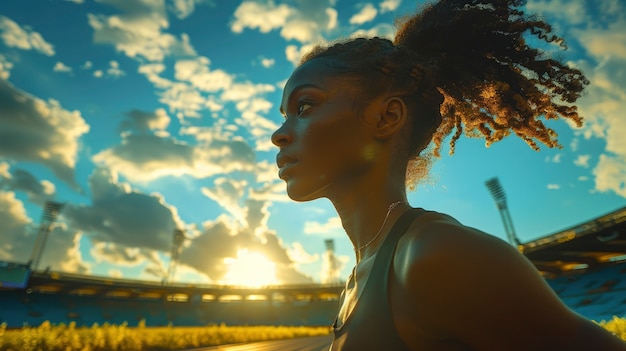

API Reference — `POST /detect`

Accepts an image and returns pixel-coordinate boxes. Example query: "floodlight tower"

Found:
[485,177,521,247]
[29,201,64,271]
[166,228,187,284]
[322,239,341,285]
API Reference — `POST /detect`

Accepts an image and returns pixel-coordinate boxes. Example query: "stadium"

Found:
[1,204,626,329]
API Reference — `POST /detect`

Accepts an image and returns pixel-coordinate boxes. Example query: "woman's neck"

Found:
[329,174,409,262]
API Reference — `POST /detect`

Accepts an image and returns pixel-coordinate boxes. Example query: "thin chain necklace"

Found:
[353,201,406,259]
[348,200,406,295]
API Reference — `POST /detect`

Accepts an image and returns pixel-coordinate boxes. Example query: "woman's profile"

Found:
[271,0,626,349]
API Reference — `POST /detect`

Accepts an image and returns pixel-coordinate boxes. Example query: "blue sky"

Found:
[0,0,625,286]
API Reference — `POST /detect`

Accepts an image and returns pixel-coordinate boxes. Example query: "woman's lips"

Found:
[276,153,297,179]
[278,161,296,179]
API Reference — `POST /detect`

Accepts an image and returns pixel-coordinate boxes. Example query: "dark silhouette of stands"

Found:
[0,276,341,327]
[545,263,626,322]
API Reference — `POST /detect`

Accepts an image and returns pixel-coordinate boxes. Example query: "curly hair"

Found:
[299,0,588,185]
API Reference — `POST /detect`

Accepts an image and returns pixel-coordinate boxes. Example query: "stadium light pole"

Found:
[29,201,64,271]
[166,228,186,285]
[485,177,521,247]
[323,239,341,285]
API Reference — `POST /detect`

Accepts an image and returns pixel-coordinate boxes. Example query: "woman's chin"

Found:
[285,181,326,202]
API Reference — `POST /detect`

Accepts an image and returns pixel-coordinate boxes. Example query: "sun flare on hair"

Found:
[223,249,278,287]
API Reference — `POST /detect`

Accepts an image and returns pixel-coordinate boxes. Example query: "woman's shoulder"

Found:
[396,209,527,278]
[391,213,626,350]
[401,209,512,257]
[393,209,539,317]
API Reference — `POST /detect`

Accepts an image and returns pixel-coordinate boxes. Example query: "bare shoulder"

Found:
[392,210,626,351]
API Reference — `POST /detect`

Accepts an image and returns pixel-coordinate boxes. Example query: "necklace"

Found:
[353,201,406,256]
[346,201,406,306]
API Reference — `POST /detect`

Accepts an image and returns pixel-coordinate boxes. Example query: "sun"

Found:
[223,249,278,287]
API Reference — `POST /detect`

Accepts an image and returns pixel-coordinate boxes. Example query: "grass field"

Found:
[0,317,624,351]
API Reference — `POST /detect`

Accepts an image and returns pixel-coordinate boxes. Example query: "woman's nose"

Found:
[271,122,292,147]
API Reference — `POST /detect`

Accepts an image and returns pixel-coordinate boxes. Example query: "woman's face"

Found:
[271,60,380,202]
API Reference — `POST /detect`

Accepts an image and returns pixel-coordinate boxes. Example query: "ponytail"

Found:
[394,0,588,156]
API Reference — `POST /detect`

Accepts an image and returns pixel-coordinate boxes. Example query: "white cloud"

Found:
[65,0,84,3]
[304,216,343,235]
[0,79,89,188]
[231,0,337,44]
[0,164,56,205]
[157,81,206,118]
[0,16,55,56]
[530,1,626,200]
[0,191,32,261]
[326,7,338,30]
[526,0,588,26]
[53,62,72,73]
[91,242,150,266]
[88,1,196,62]
[139,62,169,87]
[593,154,626,198]
[139,58,275,120]
[0,54,13,80]
[575,46,626,198]
[547,184,560,190]
[39,224,90,274]
[350,4,378,25]
[379,0,401,13]
[221,82,275,101]
[574,154,591,168]
[235,97,278,151]
[202,177,248,224]
[545,153,561,163]
[285,43,318,66]
[64,168,185,252]
[260,57,275,68]
[231,1,292,34]
[286,242,319,265]
[119,108,171,132]
[178,216,314,284]
[87,60,128,79]
[280,19,319,43]
[92,131,255,182]
[167,0,214,19]
[107,60,125,77]
[174,56,233,92]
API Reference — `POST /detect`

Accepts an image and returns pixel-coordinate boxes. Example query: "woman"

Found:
[271,0,626,350]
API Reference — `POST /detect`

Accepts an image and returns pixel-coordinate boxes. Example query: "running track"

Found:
[184,335,332,351]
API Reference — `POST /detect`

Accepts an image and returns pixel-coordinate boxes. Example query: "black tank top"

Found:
[330,208,425,351]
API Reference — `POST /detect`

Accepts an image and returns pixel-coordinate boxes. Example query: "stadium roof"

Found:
[522,206,626,276]
[21,271,343,302]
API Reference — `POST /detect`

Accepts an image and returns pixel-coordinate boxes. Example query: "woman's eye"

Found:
[297,103,312,115]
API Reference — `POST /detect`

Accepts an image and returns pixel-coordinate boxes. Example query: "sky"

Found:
[0,0,625,287]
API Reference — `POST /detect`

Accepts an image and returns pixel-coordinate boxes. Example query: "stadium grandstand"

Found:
[1,206,625,328]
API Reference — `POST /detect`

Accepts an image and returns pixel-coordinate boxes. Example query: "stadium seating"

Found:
[545,263,626,322]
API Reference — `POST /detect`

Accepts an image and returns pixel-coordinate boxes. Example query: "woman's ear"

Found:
[374,96,408,139]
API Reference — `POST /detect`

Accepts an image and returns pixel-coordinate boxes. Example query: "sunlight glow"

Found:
[223,249,278,287]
